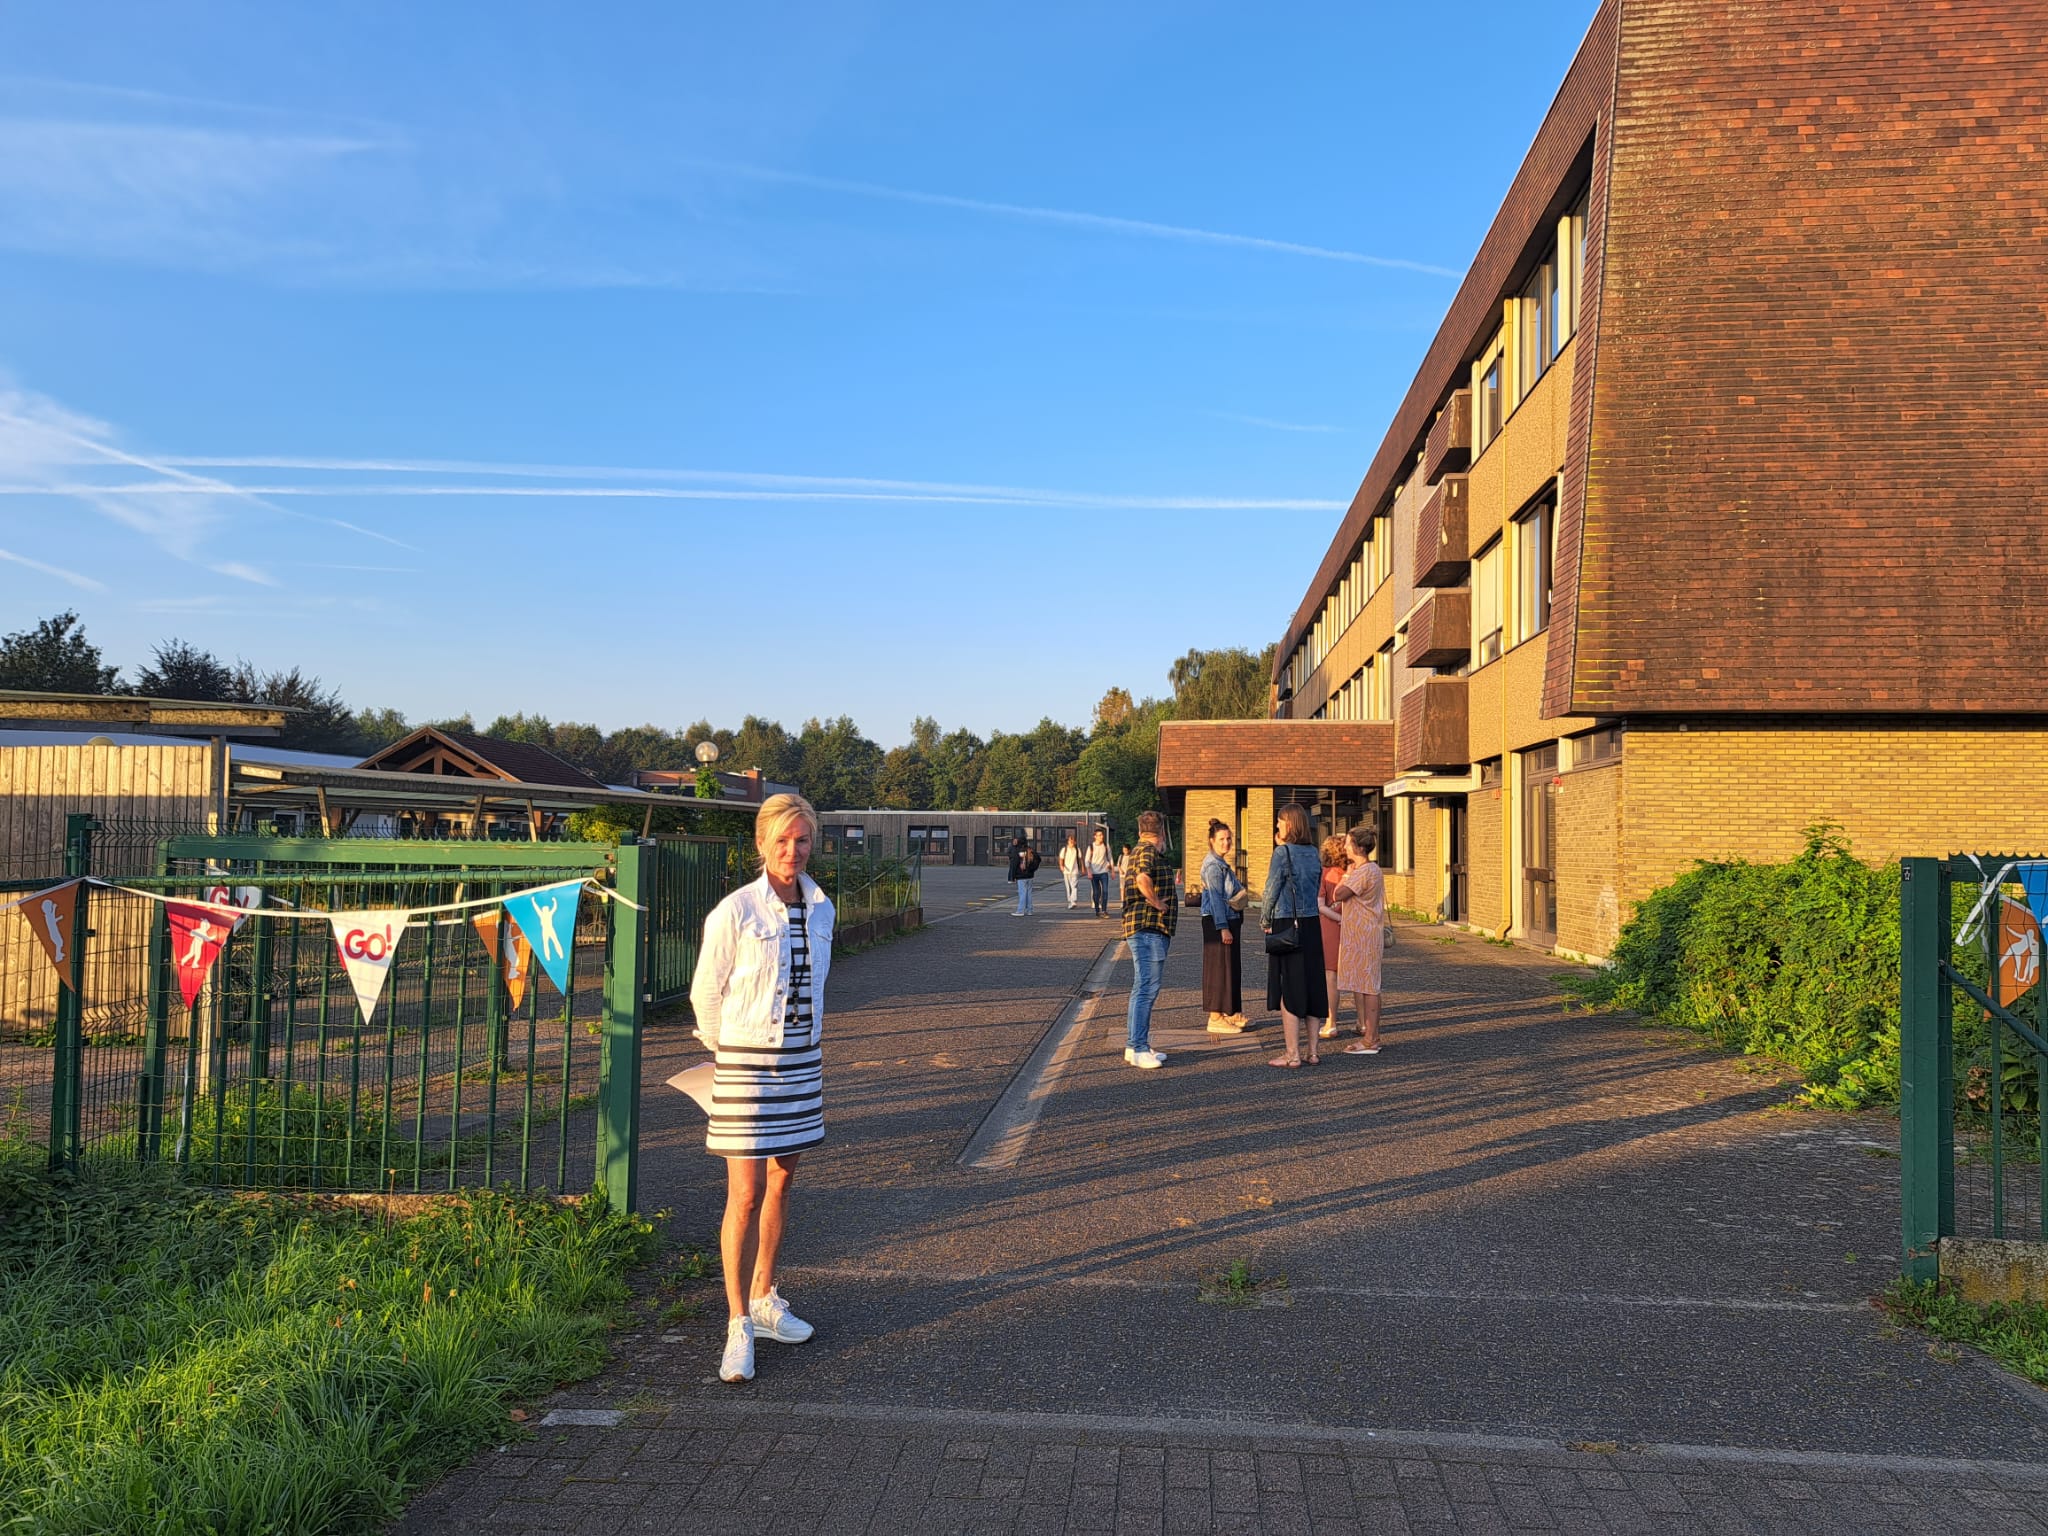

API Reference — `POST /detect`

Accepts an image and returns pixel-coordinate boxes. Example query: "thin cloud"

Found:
[0,545,106,590]
[8,478,1343,514]
[208,560,276,586]
[1208,411,1343,434]
[692,160,1460,278]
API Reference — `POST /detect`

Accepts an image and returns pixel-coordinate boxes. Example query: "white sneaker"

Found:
[719,1317,755,1383]
[748,1287,813,1344]
[1123,1047,1165,1069]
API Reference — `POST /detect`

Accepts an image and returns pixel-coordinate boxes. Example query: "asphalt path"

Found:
[399,894,2048,1532]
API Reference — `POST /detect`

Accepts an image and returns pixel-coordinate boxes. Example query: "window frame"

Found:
[1511,496,1554,646]
[1471,535,1504,667]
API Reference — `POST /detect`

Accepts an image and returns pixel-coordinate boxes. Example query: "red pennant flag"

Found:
[24,880,80,990]
[166,899,232,1010]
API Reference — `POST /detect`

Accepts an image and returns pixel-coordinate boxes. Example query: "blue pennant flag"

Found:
[502,880,583,997]
[2020,864,2048,934]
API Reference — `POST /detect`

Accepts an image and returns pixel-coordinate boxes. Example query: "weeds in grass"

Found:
[0,1146,657,1534]
[1882,1278,2048,1385]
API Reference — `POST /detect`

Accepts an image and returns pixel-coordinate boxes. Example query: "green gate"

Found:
[647,832,736,1009]
[19,819,649,1211]
[1899,855,2048,1279]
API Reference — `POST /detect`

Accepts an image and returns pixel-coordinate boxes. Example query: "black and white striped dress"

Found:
[706,902,825,1158]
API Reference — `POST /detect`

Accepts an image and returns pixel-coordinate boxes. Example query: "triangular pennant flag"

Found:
[328,910,409,1025]
[166,899,233,1011]
[503,928,533,1012]
[25,880,80,990]
[1998,896,2041,999]
[501,881,581,997]
[2019,863,2048,937]
[470,909,501,961]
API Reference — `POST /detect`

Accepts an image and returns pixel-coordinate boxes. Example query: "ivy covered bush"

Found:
[1568,824,1905,1108]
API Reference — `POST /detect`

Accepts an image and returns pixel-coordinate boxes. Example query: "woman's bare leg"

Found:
[1361,993,1382,1049]
[750,1154,800,1302]
[1273,1006,1302,1065]
[721,1157,766,1321]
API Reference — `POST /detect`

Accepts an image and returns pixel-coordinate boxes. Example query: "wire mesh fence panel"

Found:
[648,834,736,1009]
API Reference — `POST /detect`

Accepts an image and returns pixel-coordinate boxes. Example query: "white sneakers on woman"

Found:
[720,1318,755,1383]
[748,1286,814,1343]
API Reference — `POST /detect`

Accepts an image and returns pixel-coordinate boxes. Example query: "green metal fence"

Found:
[1900,854,2048,1279]
[647,832,736,1008]
[13,818,650,1210]
[818,842,923,943]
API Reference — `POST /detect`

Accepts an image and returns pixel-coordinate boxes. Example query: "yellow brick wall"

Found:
[1245,787,1276,902]
[1469,783,1505,931]
[1182,788,1236,884]
[1383,797,1443,917]
[1556,760,1623,957]
[1620,723,2048,914]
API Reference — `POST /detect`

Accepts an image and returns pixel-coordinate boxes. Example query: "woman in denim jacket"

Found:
[1200,819,1250,1032]
[1260,801,1330,1067]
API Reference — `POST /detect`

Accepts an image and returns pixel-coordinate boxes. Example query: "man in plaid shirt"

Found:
[1120,809,1177,1069]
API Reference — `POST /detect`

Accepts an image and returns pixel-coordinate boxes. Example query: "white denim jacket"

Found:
[689,872,835,1049]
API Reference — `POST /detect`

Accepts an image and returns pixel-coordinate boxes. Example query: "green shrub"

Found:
[1565,824,1907,1107]
[0,1147,657,1534]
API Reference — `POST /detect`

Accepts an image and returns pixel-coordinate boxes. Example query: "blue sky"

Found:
[0,1,1597,746]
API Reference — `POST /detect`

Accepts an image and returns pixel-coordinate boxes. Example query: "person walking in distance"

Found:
[1121,809,1178,1069]
[1084,827,1115,916]
[1261,802,1330,1068]
[689,793,833,1386]
[1058,831,1083,909]
[1330,824,1389,1055]
[1007,832,1042,916]
[1199,819,1251,1033]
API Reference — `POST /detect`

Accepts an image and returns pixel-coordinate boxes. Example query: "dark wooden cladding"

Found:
[1402,590,1471,670]
[1421,391,1471,484]
[1413,475,1470,589]
[1395,677,1468,773]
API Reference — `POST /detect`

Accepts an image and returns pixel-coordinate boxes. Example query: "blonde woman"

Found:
[1330,824,1387,1054]
[690,793,834,1385]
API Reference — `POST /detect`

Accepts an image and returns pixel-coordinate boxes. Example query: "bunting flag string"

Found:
[501,880,582,998]
[24,880,80,991]
[0,872,639,923]
[329,910,410,1025]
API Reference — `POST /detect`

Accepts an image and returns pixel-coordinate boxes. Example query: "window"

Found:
[1512,498,1554,643]
[1371,511,1394,588]
[1473,328,1507,452]
[1472,536,1504,666]
[1519,256,1559,397]
[1478,757,1503,788]
[1565,186,1588,337]
[1392,796,1414,873]
[821,826,844,853]
[1373,641,1395,718]
[841,825,865,852]
[1570,723,1624,769]
[926,826,951,854]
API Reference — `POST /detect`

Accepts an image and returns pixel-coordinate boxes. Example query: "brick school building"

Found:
[1158,0,2048,960]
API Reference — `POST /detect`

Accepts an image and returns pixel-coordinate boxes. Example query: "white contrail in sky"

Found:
[689,161,1462,278]
[0,544,104,590]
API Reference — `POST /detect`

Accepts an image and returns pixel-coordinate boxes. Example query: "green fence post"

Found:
[1899,857,1944,1282]
[137,842,172,1161]
[47,812,95,1171]
[600,842,648,1211]
[248,861,272,1080]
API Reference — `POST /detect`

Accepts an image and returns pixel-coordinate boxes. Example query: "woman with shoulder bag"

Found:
[1260,802,1330,1068]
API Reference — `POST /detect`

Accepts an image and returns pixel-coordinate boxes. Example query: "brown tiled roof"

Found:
[1272,0,1617,680]
[1156,721,1395,788]
[1550,0,2048,714]
[357,727,611,791]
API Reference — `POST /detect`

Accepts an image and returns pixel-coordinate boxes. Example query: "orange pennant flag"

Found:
[24,880,80,990]
[503,928,534,1012]
[1997,896,2040,1000]
[470,909,501,961]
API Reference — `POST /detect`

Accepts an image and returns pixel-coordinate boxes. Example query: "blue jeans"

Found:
[1089,873,1110,913]
[1126,930,1168,1052]
[1015,879,1034,915]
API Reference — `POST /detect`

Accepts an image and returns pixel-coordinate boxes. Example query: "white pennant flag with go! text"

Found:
[329,910,410,1025]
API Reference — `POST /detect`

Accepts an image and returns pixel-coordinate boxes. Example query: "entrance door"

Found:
[973,835,989,867]
[1444,799,1468,922]
[1520,745,1559,942]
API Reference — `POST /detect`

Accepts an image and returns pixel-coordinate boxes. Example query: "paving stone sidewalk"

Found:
[395,882,2048,1533]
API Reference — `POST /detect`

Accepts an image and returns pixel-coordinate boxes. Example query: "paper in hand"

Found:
[666,1062,716,1114]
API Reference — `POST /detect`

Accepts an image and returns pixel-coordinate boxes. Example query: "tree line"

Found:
[0,610,1274,837]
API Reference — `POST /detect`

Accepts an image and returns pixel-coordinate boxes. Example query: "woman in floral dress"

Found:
[1331,824,1387,1055]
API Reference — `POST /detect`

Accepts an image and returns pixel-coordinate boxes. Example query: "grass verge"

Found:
[0,1147,657,1534]
[1882,1278,2048,1385]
